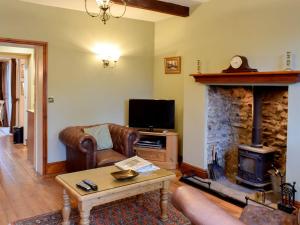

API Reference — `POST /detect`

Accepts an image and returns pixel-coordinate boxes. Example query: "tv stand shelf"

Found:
[134,131,178,169]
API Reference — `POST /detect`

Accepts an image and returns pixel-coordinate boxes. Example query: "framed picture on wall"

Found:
[164,56,181,74]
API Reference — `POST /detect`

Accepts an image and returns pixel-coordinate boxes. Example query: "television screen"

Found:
[129,99,175,130]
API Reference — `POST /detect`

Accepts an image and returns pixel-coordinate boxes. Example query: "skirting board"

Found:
[180,162,208,179]
[46,161,66,175]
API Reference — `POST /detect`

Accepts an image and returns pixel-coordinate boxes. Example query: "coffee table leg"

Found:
[160,181,170,222]
[78,202,91,225]
[62,189,71,225]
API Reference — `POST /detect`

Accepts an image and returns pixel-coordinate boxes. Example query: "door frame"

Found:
[0,37,48,175]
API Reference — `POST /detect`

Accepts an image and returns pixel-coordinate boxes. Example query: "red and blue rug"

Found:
[11,191,190,225]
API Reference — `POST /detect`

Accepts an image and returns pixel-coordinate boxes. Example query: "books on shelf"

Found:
[115,156,160,173]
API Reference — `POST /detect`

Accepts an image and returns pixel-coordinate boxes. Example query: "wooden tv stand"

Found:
[134,131,178,169]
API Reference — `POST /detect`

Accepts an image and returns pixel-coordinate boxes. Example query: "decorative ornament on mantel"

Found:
[222,55,258,73]
[197,59,201,74]
[284,51,295,71]
[191,55,300,84]
[84,0,127,25]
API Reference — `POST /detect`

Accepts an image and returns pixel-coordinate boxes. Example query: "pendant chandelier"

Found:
[84,0,127,25]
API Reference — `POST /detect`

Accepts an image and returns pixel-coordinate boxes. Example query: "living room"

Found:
[0,0,300,224]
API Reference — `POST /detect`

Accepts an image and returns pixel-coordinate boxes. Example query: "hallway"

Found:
[0,131,62,224]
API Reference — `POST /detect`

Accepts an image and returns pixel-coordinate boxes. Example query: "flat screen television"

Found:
[129,99,175,130]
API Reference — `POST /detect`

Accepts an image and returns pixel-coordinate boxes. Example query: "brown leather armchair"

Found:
[59,123,139,172]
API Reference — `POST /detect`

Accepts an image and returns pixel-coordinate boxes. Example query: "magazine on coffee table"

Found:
[115,156,160,173]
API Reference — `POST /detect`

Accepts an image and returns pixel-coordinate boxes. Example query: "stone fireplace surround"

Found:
[180,85,290,206]
[181,71,300,202]
[206,85,288,182]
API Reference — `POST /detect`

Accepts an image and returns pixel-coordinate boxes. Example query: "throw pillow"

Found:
[84,125,113,150]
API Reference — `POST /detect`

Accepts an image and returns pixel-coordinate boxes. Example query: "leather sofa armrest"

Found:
[172,186,245,225]
[108,123,139,157]
[59,126,97,153]
[59,126,97,171]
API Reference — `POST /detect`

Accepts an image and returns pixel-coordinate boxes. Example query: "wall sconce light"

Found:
[94,44,121,68]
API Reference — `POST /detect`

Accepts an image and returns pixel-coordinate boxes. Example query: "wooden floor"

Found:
[0,132,63,225]
[0,131,242,225]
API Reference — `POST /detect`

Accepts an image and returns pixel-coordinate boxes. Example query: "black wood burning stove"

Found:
[236,87,276,188]
[237,145,275,187]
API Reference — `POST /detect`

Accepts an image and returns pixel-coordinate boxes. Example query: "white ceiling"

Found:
[20,0,207,22]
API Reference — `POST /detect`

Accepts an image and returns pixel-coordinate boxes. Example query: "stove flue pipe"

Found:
[251,87,263,148]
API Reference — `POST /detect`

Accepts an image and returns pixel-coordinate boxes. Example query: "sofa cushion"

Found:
[240,205,297,225]
[96,149,127,167]
[84,125,113,150]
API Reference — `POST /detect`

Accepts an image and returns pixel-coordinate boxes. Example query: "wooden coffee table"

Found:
[56,166,175,225]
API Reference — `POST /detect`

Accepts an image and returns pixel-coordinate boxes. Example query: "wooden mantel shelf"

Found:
[191,71,300,84]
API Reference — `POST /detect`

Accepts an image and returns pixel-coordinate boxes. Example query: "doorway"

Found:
[0,53,33,157]
[0,38,47,175]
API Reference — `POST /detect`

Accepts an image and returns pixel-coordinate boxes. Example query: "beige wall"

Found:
[154,0,300,200]
[153,18,186,154]
[287,83,300,201]
[0,0,154,163]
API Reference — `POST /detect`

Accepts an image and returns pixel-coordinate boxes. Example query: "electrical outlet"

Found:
[48,97,54,103]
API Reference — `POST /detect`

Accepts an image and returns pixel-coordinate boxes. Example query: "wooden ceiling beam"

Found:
[113,0,189,17]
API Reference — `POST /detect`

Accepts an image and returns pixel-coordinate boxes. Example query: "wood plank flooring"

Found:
[0,131,242,225]
[0,133,63,225]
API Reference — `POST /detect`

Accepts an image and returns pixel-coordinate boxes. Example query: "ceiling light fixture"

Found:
[84,0,127,25]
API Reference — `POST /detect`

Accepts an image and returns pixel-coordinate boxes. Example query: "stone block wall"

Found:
[206,86,288,181]
[261,87,288,173]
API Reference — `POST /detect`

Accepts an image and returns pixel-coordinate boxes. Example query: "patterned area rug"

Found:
[11,191,190,225]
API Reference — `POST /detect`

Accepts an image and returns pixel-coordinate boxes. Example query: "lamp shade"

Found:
[95,44,120,61]
[94,44,121,67]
